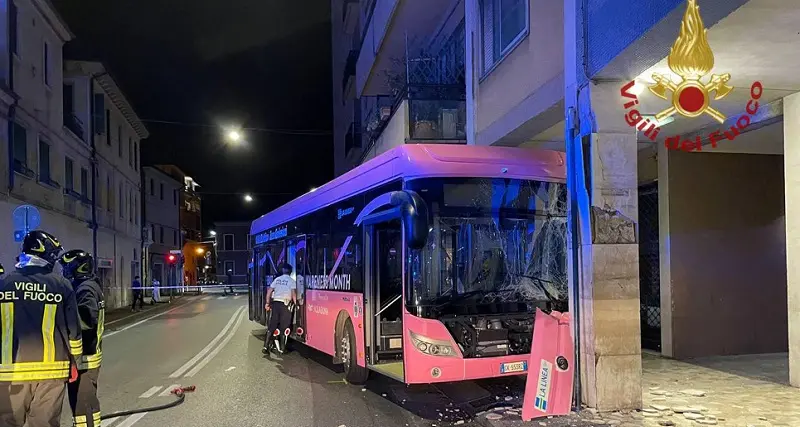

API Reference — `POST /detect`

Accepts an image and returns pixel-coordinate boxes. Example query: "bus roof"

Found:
[250,144,566,235]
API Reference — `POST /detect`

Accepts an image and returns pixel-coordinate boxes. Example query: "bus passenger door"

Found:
[250,247,265,324]
[365,219,404,381]
[288,236,308,342]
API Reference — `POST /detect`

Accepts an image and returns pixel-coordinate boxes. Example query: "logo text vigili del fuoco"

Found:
[620,0,762,152]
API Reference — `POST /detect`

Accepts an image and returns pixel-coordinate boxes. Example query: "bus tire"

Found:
[342,318,368,385]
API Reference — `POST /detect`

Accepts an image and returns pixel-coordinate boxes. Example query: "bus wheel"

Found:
[341,318,368,384]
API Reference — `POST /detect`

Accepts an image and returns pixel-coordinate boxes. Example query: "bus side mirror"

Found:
[390,191,429,250]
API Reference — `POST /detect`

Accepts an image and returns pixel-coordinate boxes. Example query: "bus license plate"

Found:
[500,361,527,374]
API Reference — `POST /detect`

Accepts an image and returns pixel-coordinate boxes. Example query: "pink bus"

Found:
[249,144,568,384]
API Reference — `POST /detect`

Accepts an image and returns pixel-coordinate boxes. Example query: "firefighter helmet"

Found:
[59,249,95,280]
[21,230,63,265]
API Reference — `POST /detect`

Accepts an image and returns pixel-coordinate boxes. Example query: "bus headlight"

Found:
[409,331,458,357]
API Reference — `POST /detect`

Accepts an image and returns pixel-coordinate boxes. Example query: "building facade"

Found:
[143,166,182,288]
[214,221,249,287]
[153,164,203,285]
[332,0,800,412]
[0,0,147,310]
[63,60,148,310]
[331,0,467,176]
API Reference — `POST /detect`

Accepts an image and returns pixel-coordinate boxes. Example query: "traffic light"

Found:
[167,254,177,264]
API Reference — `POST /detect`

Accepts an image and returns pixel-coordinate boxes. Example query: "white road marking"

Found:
[115,413,148,427]
[169,306,245,378]
[225,366,236,372]
[139,386,163,398]
[185,308,246,377]
[217,296,226,300]
[202,296,212,301]
[159,384,180,397]
[105,299,195,339]
[233,295,242,300]
[103,417,120,427]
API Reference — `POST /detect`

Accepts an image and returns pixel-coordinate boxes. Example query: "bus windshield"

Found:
[406,178,568,317]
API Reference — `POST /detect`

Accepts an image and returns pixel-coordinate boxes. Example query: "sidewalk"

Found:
[478,351,800,427]
[478,407,646,427]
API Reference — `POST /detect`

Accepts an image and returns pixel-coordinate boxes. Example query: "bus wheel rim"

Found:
[341,333,351,370]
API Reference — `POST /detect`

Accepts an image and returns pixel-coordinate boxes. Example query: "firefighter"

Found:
[60,249,104,427]
[262,263,297,355]
[0,230,83,427]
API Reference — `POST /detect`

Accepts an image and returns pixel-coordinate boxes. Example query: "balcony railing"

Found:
[344,122,363,157]
[361,94,396,143]
[342,49,359,93]
[64,112,85,141]
[407,87,466,140]
[356,84,465,164]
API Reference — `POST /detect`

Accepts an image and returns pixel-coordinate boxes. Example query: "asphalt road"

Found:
[57,292,532,427]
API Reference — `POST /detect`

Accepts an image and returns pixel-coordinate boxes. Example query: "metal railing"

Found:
[64,112,85,141]
[344,122,363,156]
[406,84,466,140]
[638,182,661,351]
[342,49,359,93]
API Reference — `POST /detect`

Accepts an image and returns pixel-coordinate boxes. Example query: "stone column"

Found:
[576,81,643,410]
[784,92,800,387]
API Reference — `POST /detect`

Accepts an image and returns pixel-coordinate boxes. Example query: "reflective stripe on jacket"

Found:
[0,266,82,382]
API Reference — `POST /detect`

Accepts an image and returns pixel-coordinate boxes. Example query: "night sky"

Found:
[52,0,334,230]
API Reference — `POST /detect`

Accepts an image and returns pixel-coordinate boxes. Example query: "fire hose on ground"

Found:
[99,386,196,420]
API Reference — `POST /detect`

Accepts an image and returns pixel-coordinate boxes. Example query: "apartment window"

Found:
[160,183,164,200]
[118,126,123,157]
[173,230,178,245]
[119,182,124,217]
[105,110,111,145]
[223,234,234,251]
[43,42,51,86]
[12,122,27,170]
[150,179,154,196]
[38,139,50,182]
[129,190,134,222]
[134,141,138,171]
[10,2,18,56]
[128,137,133,167]
[480,0,528,73]
[151,224,155,242]
[159,226,164,244]
[80,168,89,198]
[64,157,74,191]
[107,175,113,212]
[224,261,235,276]
[173,189,178,205]
[93,95,105,136]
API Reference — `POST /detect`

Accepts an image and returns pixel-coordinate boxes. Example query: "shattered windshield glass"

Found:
[406,178,567,313]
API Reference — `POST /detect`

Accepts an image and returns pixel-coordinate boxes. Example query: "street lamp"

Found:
[196,247,205,255]
[227,130,241,142]
[244,194,253,202]
[209,230,217,236]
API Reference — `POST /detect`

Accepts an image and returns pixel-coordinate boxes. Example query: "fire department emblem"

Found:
[648,0,733,123]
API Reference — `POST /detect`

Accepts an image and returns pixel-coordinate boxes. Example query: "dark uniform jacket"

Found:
[0,266,82,382]
[74,277,104,370]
